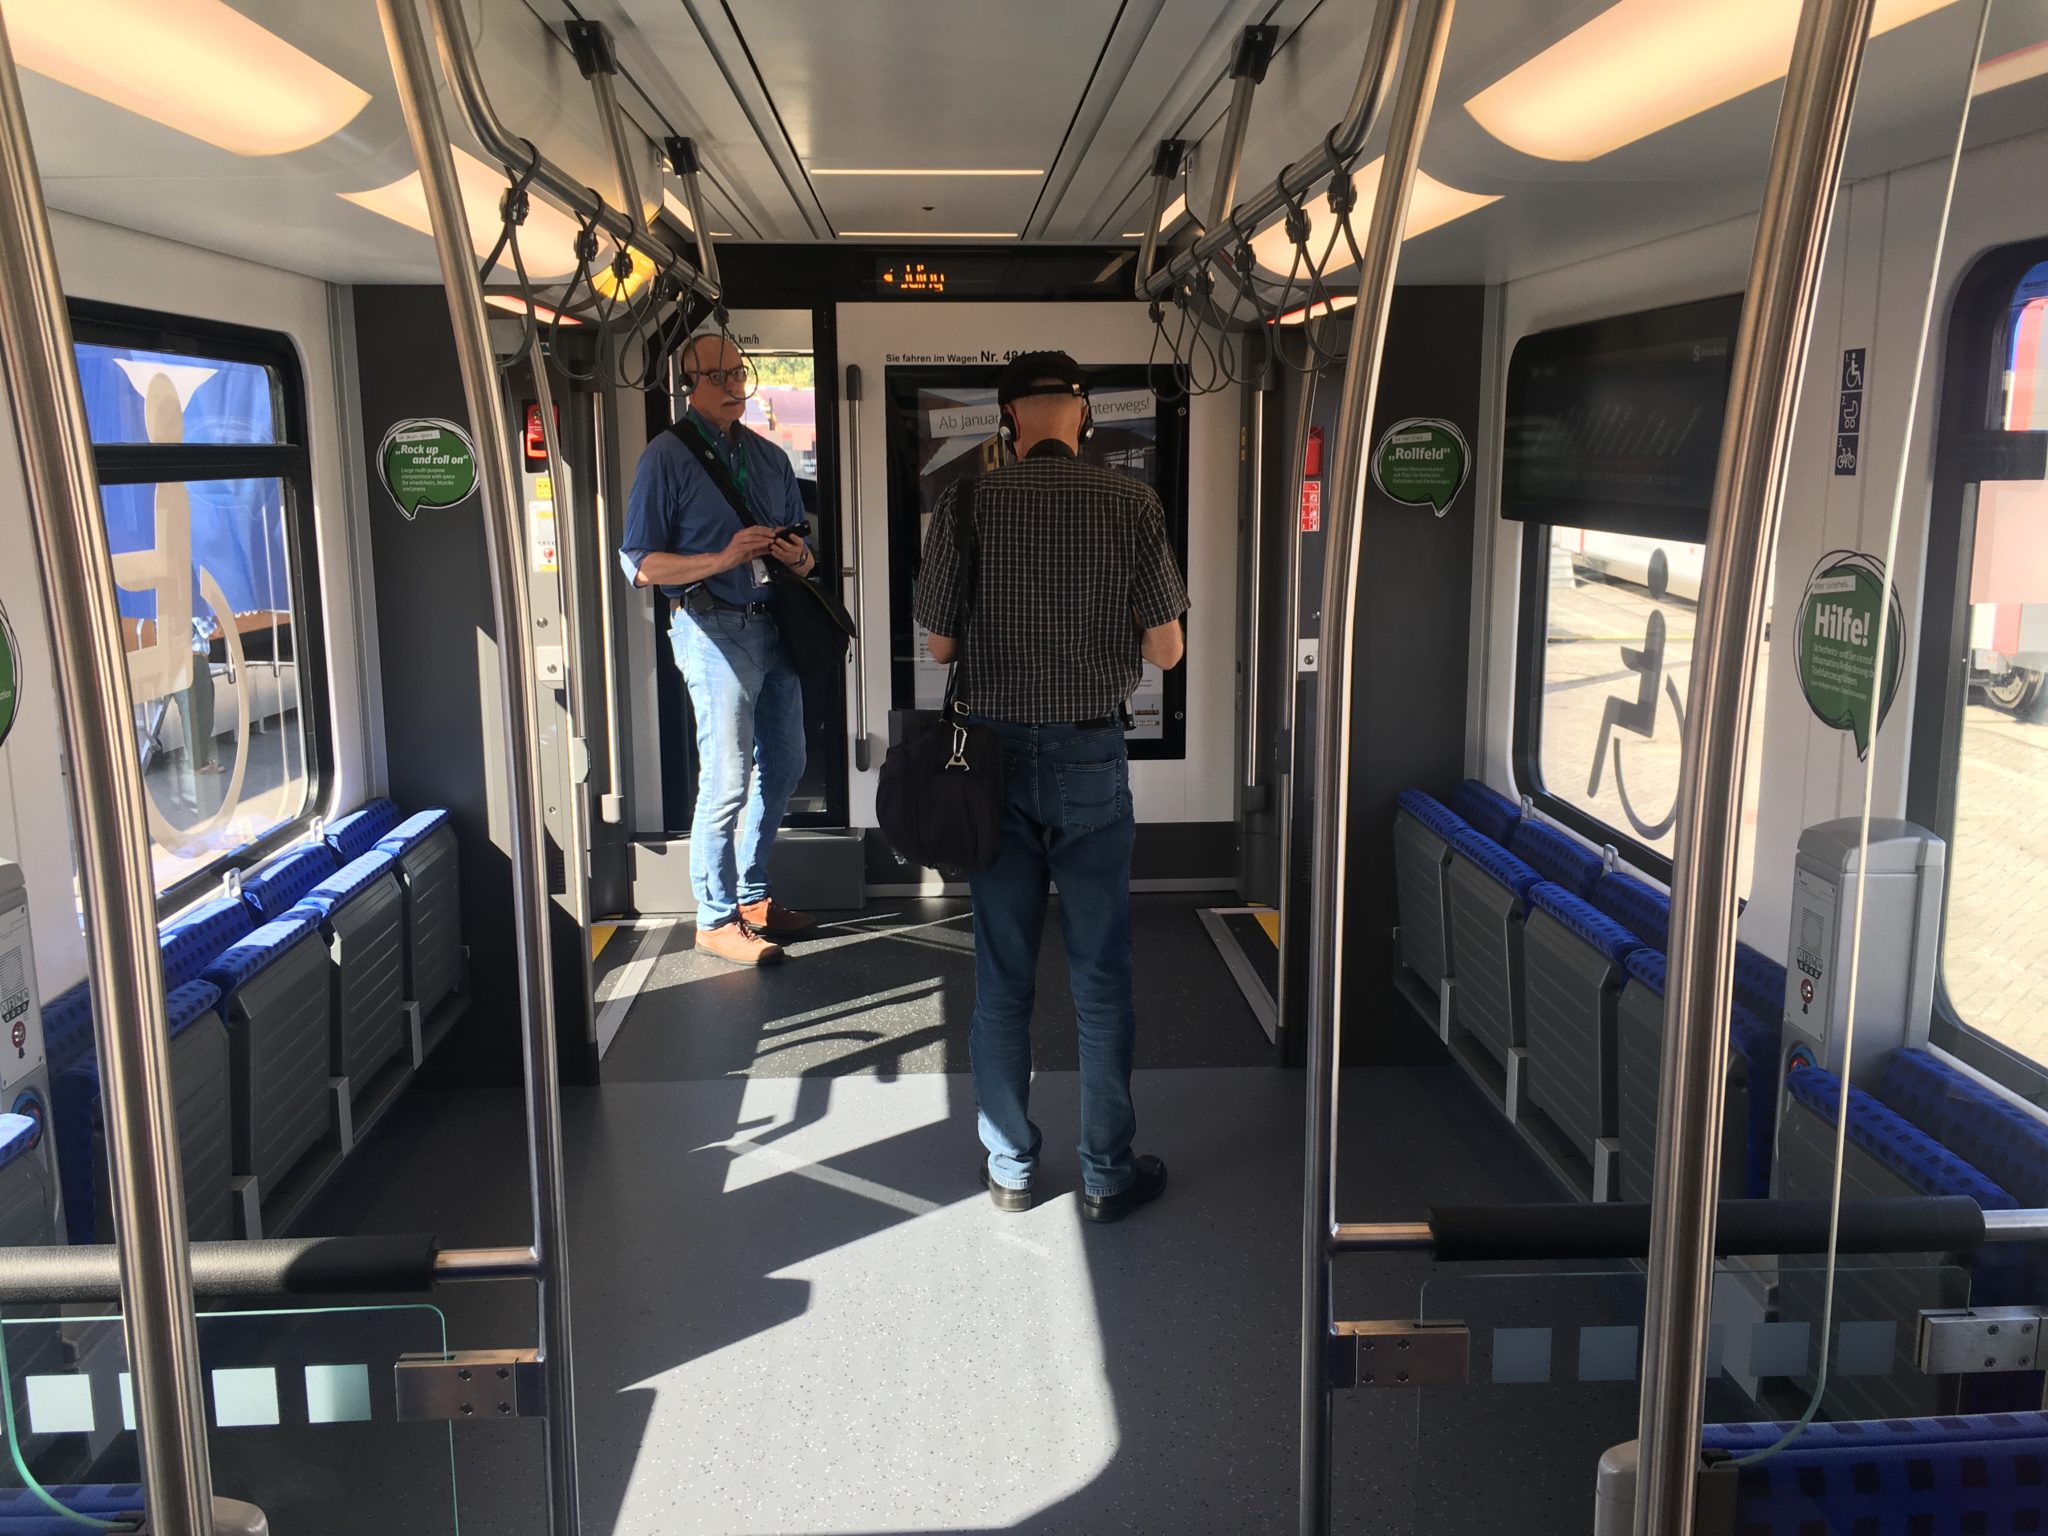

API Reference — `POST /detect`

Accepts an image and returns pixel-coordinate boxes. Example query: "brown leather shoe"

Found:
[694,920,784,966]
[739,899,816,936]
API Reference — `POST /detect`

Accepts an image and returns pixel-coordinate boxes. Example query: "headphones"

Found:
[998,380,1093,443]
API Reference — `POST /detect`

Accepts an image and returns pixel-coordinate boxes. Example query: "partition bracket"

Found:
[395,1351,546,1421]
[1328,1321,1470,1389]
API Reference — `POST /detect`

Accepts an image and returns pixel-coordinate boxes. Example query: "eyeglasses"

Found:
[690,366,750,388]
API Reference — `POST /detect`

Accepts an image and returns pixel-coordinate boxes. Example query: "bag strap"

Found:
[668,415,761,529]
[942,479,982,720]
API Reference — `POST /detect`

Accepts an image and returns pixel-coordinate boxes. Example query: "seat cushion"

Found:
[1591,872,1670,950]
[376,808,453,856]
[1509,820,1602,898]
[1732,943,1786,1023]
[1395,788,1467,842]
[1528,881,1642,966]
[1878,1049,2048,1208]
[1785,1065,2018,1211]
[292,849,400,920]
[1449,780,1520,846]
[157,897,254,992]
[325,799,403,863]
[201,915,321,999]
[240,846,339,925]
[39,984,94,1077]
[1449,825,1542,900]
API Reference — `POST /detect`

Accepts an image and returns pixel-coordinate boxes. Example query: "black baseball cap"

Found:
[996,350,1089,406]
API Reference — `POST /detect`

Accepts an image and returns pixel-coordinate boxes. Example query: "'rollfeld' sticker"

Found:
[1371,418,1471,515]
[1795,549,1906,759]
[378,419,478,519]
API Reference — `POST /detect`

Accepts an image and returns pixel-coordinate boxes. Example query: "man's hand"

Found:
[769,529,812,569]
[723,526,781,571]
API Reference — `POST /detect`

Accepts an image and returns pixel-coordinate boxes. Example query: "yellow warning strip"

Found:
[591,923,618,961]
[1253,909,1280,947]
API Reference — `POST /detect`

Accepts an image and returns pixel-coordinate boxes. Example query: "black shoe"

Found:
[1081,1155,1167,1224]
[980,1162,1033,1214]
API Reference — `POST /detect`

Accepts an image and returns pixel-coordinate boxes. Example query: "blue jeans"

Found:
[967,721,1138,1198]
[669,607,806,929]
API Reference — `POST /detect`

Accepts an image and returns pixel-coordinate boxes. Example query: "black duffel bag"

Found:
[875,484,1004,873]
[668,417,855,686]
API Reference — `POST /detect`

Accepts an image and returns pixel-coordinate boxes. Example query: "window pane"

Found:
[107,477,312,892]
[1535,526,1768,895]
[75,343,281,446]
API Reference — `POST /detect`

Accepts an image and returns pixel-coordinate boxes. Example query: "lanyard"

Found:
[691,409,750,500]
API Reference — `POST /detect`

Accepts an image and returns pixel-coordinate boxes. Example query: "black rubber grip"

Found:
[0,1233,439,1305]
[1426,1198,1986,1263]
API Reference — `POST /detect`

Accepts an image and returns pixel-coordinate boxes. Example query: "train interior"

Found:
[0,0,2046,1531]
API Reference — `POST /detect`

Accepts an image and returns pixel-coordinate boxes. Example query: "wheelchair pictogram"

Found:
[1587,548,1687,840]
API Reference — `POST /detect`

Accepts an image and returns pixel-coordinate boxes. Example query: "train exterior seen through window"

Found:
[0,1,2043,1533]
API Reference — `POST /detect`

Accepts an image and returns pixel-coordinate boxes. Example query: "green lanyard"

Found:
[692,409,750,499]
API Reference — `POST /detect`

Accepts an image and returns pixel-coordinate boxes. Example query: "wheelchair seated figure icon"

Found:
[1588,547,1687,840]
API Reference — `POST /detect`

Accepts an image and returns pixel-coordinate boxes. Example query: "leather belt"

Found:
[676,591,771,618]
[1073,711,1132,732]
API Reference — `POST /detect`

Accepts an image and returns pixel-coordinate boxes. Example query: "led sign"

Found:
[878,260,947,295]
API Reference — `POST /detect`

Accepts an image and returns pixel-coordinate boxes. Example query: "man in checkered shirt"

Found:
[915,351,1188,1223]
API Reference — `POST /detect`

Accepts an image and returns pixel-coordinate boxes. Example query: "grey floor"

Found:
[296,896,1653,1536]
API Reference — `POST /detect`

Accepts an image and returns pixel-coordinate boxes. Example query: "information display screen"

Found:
[884,364,1189,759]
[1502,294,1742,543]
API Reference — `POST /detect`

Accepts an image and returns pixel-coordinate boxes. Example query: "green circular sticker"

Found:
[378,418,478,520]
[0,604,17,753]
[1371,417,1471,516]
[1796,550,1906,760]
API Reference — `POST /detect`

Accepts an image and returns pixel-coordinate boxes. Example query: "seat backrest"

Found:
[1508,820,1602,898]
[1591,872,1670,950]
[200,914,320,1002]
[1732,943,1786,1023]
[1449,780,1520,845]
[325,799,403,863]
[1395,788,1467,842]
[1785,1065,2018,1210]
[1528,882,1642,966]
[240,846,339,925]
[1879,1049,2048,1208]
[1623,947,1667,997]
[39,984,95,1076]
[158,897,254,991]
[376,806,454,856]
[1704,1414,2048,1536]
[292,849,399,921]
[1448,826,1543,900]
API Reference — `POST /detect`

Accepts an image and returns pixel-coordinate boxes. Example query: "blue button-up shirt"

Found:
[618,409,810,604]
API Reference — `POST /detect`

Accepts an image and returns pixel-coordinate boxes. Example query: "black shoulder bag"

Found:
[875,483,1005,873]
[668,417,856,684]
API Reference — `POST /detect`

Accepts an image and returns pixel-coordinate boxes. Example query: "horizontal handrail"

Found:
[0,1235,439,1304]
[417,0,717,303]
[1331,1197,2022,1261]
[1137,0,1403,301]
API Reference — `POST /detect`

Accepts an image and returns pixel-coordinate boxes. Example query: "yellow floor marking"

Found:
[1254,909,1280,947]
[591,923,618,961]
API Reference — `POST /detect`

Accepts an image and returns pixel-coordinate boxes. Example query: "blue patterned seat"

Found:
[1528,882,1642,967]
[1449,779,1520,845]
[1508,819,1602,899]
[325,798,403,863]
[1590,871,1669,950]
[1394,788,1467,842]
[239,845,339,925]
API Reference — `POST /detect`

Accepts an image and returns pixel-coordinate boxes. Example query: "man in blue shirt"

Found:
[619,334,818,965]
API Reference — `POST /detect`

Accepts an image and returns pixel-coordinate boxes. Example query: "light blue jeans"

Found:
[669,607,806,930]
[966,721,1139,1198]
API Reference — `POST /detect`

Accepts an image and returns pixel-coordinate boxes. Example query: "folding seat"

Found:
[290,850,410,1093]
[375,809,462,1031]
[200,915,334,1233]
[1391,788,1469,998]
[1441,826,1544,1089]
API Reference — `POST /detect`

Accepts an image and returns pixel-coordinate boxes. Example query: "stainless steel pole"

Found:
[845,365,870,773]
[1298,3,1452,1532]
[1207,70,1260,235]
[1244,374,1266,792]
[1141,1,1402,301]
[592,386,625,824]
[588,68,649,229]
[1634,2,1874,1531]
[1133,142,1180,297]
[0,14,215,1534]
[375,3,582,1532]
[418,0,713,302]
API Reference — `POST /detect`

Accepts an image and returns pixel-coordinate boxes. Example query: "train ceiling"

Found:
[10,0,2048,288]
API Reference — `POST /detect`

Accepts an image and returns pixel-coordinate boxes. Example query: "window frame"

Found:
[69,299,333,914]
[1906,236,2048,1104]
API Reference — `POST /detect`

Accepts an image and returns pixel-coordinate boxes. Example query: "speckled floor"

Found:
[302,896,1646,1535]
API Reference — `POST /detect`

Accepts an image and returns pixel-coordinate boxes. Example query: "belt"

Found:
[1073,711,1132,732]
[676,590,771,618]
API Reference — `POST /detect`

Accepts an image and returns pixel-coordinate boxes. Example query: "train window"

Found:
[68,304,326,904]
[1519,525,1769,893]
[1913,243,2048,1086]
[1505,295,1760,888]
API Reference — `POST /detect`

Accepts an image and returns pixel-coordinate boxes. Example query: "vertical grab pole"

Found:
[845,365,871,773]
[1634,1,1873,1531]
[1297,1,1452,1532]
[0,15,216,1536]
[375,2,582,1532]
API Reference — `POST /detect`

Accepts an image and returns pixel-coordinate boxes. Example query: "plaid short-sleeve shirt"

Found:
[913,441,1189,725]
